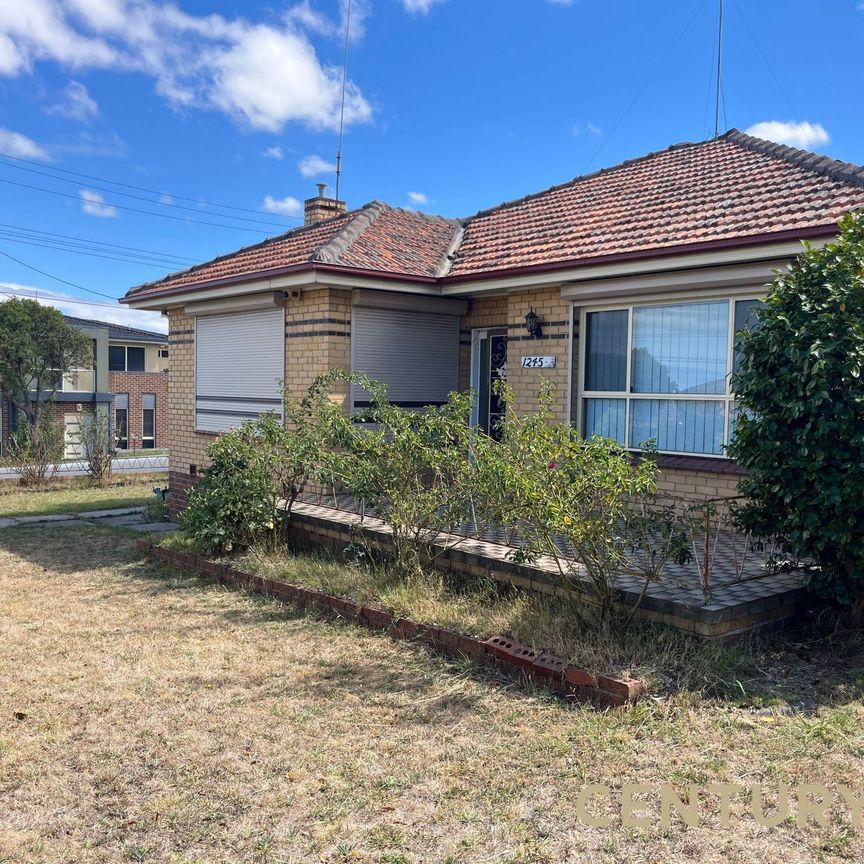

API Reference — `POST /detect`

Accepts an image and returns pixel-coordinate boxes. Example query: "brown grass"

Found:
[2,523,863,863]
[0,473,167,517]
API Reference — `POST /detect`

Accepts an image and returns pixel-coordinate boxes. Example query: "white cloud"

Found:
[80,189,118,218]
[401,0,446,13]
[298,153,336,177]
[0,0,373,133]
[745,120,830,150]
[0,281,167,333]
[47,79,99,121]
[0,127,50,160]
[408,191,428,205]
[573,120,602,137]
[262,194,302,216]
[263,145,284,160]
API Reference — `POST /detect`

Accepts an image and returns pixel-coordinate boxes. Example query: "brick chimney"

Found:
[304,183,346,225]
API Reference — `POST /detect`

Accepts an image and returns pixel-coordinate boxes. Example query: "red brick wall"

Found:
[109,371,168,449]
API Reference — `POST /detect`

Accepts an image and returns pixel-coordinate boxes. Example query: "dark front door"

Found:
[476,329,508,440]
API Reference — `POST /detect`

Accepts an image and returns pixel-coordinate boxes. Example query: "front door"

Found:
[470,329,508,439]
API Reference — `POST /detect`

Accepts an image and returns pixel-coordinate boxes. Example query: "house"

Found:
[0,314,168,458]
[120,130,864,517]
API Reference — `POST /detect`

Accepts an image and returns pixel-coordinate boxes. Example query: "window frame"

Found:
[109,345,147,372]
[577,293,764,458]
[115,393,129,450]
[141,393,155,449]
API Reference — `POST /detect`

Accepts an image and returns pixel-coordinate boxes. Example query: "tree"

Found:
[730,210,864,615]
[0,298,92,430]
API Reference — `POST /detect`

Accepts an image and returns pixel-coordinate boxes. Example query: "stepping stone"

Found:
[78,507,148,519]
[12,513,87,524]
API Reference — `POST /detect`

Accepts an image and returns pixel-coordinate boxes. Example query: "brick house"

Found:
[0,315,168,458]
[120,130,864,516]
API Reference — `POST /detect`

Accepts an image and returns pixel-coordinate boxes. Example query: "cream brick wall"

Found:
[166,284,742,510]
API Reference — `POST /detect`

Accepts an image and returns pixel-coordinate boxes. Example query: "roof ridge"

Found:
[128,207,359,295]
[460,137,706,224]
[311,201,388,264]
[724,128,864,189]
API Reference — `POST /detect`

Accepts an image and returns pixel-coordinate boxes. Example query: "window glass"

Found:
[631,301,729,395]
[142,393,155,410]
[116,409,128,449]
[629,398,726,455]
[115,393,129,410]
[109,346,126,371]
[733,299,764,375]
[584,398,626,444]
[584,309,628,392]
[127,347,146,372]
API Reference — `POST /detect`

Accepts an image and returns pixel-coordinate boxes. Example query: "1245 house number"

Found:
[520,356,556,369]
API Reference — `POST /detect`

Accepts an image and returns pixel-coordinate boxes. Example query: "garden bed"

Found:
[138,537,644,706]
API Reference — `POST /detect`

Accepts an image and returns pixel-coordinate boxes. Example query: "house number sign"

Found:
[520,356,556,369]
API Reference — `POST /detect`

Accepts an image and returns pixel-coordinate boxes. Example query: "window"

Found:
[580,298,764,456]
[158,348,169,359]
[115,393,128,449]
[142,394,155,449]
[109,345,146,372]
[195,309,284,432]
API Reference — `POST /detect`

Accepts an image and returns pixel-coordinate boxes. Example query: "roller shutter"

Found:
[351,306,459,410]
[195,308,284,432]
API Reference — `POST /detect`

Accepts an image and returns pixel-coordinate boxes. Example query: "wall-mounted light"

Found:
[525,307,543,339]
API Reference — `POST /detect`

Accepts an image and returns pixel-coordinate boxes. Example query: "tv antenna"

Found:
[335,0,352,202]
[714,0,724,137]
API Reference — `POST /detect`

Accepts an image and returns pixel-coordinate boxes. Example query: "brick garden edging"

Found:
[136,538,644,707]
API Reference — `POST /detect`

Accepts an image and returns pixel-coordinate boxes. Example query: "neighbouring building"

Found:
[120,130,864,517]
[0,314,168,458]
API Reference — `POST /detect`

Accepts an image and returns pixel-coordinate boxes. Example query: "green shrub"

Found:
[473,380,691,622]
[317,370,481,574]
[730,210,864,616]
[181,376,347,554]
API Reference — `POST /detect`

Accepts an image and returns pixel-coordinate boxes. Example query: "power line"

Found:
[0,157,299,230]
[0,222,200,265]
[0,284,142,312]
[0,150,303,223]
[0,233,190,270]
[0,176,282,235]
[0,248,121,300]
[582,0,712,174]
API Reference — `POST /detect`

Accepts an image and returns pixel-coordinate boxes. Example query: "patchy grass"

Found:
[158,535,770,697]
[1,523,863,863]
[0,473,167,517]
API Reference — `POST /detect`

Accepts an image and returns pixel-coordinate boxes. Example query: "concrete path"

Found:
[0,455,168,481]
[0,506,179,533]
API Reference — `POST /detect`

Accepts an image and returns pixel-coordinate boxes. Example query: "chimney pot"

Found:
[304,184,346,226]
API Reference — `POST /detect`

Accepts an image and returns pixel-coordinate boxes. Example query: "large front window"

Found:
[581,298,762,456]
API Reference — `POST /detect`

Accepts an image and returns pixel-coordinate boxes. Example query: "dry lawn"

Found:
[2,523,863,864]
[0,474,167,517]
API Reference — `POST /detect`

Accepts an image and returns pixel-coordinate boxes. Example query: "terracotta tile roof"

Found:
[124,129,864,302]
[126,203,460,300]
[447,130,864,277]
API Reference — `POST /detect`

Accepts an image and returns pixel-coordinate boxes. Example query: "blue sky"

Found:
[0,0,862,332]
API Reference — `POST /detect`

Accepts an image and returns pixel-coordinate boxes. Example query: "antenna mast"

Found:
[335,0,352,202]
[714,0,724,138]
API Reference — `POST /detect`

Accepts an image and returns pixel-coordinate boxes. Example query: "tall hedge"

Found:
[730,210,864,614]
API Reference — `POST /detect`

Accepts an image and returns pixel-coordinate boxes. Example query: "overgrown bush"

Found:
[6,411,64,487]
[79,408,115,485]
[473,380,692,622]
[731,210,864,617]
[316,370,481,574]
[181,379,347,555]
